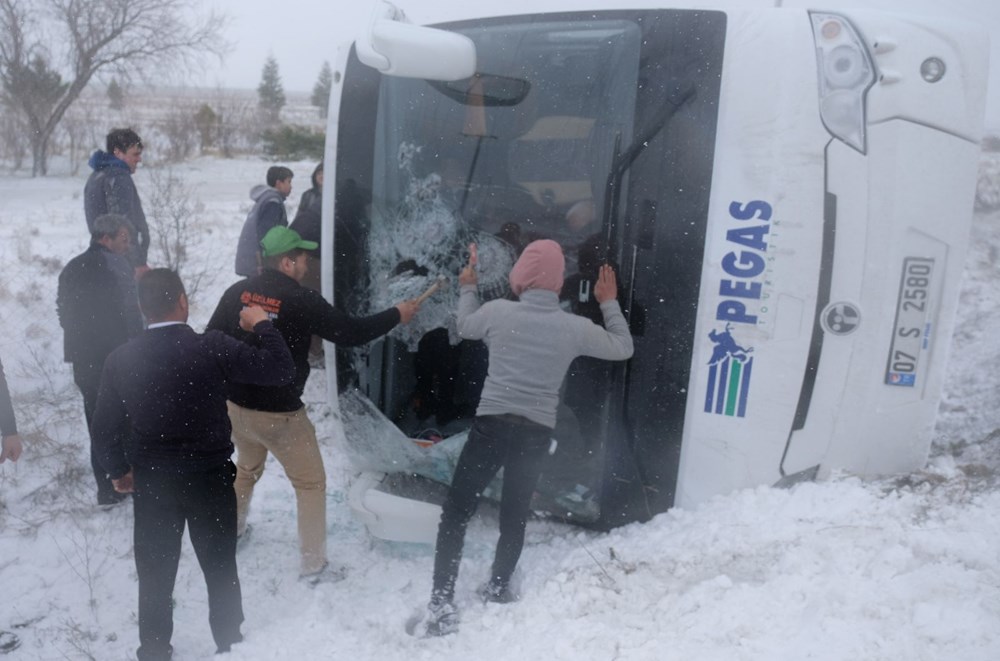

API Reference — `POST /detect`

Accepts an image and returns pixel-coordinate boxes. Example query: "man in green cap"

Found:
[207,226,420,582]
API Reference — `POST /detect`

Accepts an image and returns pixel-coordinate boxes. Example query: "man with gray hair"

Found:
[57,213,144,505]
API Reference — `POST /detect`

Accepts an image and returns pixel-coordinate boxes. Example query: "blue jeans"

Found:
[431,414,551,603]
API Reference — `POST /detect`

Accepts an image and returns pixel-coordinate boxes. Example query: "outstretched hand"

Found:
[240,305,269,331]
[593,264,619,303]
[396,300,420,324]
[459,243,478,286]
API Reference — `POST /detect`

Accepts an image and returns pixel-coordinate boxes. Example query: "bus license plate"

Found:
[885,257,935,387]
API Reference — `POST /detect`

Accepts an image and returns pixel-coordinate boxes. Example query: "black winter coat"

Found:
[56,244,143,368]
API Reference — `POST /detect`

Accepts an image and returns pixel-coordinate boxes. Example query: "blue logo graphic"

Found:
[704,324,754,418]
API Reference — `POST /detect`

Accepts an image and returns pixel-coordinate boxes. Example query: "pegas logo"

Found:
[716,200,771,326]
[705,199,771,417]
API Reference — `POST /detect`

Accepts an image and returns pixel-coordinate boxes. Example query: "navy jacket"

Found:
[206,269,400,412]
[84,150,149,267]
[57,243,143,368]
[91,321,295,477]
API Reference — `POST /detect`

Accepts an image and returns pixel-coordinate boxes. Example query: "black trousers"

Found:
[432,414,551,603]
[73,360,119,503]
[133,462,243,660]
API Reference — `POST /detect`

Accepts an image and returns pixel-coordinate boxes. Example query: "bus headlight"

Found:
[825,45,869,89]
[811,13,876,153]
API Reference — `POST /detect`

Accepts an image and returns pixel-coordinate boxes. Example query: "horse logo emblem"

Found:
[704,324,754,417]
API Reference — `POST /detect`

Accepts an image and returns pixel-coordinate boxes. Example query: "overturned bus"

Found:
[319,0,989,541]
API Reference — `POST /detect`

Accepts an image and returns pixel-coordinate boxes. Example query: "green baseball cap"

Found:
[260,226,318,257]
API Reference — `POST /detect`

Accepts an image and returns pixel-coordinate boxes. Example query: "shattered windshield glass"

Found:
[341,18,642,522]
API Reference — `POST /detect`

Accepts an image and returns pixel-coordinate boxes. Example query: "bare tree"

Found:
[59,100,100,175]
[146,167,215,302]
[0,0,228,176]
[157,103,198,163]
[215,90,261,157]
[0,99,29,169]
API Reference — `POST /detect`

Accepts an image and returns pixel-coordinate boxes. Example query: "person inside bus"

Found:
[423,239,633,636]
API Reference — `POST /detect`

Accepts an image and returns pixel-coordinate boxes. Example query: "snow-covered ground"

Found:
[0,153,998,660]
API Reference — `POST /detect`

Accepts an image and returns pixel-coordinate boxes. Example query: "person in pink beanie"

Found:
[424,239,634,636]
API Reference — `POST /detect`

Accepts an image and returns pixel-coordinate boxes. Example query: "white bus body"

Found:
[321,1,988,538]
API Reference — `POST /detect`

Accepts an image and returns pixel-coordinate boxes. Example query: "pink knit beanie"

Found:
[508,239,565,296]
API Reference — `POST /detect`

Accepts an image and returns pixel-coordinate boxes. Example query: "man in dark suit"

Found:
[91,269,295,661]
[57,213,143,505]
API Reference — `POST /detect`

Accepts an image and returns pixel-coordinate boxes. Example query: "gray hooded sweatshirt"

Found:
[235,184,287,277]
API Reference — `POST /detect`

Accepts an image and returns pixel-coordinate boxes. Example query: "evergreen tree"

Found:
[107,77,125,109]
[257,55,285,122]
[193,103,218,152]
[311,61,332,118]
[0,54,68,173]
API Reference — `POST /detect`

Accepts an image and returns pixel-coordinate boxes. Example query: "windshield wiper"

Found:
[601,85,696,250]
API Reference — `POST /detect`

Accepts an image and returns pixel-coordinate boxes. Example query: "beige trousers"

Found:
[227,402,327,575]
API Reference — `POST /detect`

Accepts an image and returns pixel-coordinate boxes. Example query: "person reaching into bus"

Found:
[424,239,633,636]
[207,226,420,584]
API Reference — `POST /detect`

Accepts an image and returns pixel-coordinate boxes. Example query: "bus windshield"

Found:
[337,11,726,523]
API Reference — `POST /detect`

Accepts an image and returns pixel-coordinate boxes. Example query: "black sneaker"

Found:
[424,600,458,637]
[216,632,243,654]
[136,642,172,660]
[0,631,20,654]
[477,580,517,604]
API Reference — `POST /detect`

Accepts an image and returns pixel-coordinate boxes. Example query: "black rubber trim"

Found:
[779,178,837,475]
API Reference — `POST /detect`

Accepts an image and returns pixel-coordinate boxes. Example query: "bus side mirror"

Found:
[357,1,477,81]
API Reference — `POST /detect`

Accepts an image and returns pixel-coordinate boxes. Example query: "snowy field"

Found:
[0,153,998,660]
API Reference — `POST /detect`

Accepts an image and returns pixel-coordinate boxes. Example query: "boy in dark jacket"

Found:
[84,128,149,272]
[234,166,293,277]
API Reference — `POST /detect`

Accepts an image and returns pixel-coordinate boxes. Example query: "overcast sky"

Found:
[197,0,998,125]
